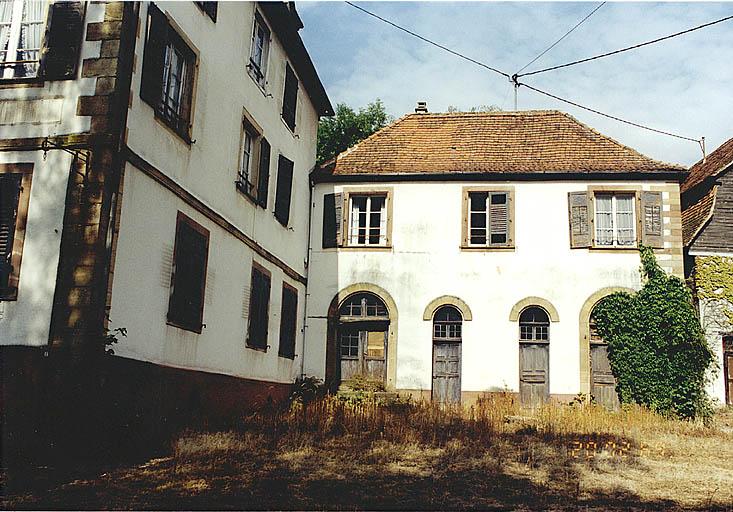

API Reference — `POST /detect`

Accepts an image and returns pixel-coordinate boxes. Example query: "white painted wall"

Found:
[109,2,321,383]
[305,180,683,397]
[1,3,107,347]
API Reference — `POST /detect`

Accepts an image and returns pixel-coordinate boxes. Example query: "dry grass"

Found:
[3,396,733,510]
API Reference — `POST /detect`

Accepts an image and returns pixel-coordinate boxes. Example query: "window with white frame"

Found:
[237,126,255,191]
[348,194,387,246]
[468,190,511,246]
[0,0,47,79]
[594,193,636,247]
[248,12,269,87]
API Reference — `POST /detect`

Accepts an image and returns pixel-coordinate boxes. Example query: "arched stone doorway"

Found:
[325,284,398,391]
[517,306,551,408]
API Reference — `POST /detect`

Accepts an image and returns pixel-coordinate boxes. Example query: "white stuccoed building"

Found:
[304,108,686,408]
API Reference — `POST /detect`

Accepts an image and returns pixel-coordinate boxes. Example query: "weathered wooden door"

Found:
[519,342,549,408]
[432,342,461,403]
[338,326,387,385]
[724,337,733,406]
[590,342,620,410]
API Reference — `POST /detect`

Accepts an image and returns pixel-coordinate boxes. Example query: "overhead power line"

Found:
[344,1,510,79]
[518,81,701,143]
[516,2,606,74]
[518,14,733,78]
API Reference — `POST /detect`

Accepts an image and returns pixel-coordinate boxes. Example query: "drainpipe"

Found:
[299,169,316,379]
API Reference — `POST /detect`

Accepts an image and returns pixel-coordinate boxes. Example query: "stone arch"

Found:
[325,283,398,391]
[423,295,473,321]
[578,286,636,395]
[509,297,560,323]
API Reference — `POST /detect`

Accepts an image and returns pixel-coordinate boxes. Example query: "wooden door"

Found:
[724,337,733,406]
[590,342,620,410]
[519,342,549,408]
[432,342,461,403]
[338,326,387,385]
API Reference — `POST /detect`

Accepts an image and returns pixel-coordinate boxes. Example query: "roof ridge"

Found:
[556,111,686,171]
[335,113,412,162]
[401,109,562,117]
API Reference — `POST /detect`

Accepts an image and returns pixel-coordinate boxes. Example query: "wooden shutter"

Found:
[322,192,343,248]
[641,191,663,248]
[489,192,509,246]
[278,285,298,358]
[195,2,218,22]
[168,217,209,332]
[140,3,168,108]
[274,155,294,226]
[0,175,21,290]
[282,63,298,131]
[256,138,271,208]
[39,1,85,80]
[248,266,270,349]
[568,191,592,248]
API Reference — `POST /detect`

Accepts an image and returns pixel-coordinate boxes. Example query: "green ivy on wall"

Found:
[592,246,715,420]
[694,256,733,326]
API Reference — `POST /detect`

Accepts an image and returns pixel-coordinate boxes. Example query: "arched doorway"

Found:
[518,306,550,408]
[336,292,389,387]
[589,306,620,410]
[432,305,462,403]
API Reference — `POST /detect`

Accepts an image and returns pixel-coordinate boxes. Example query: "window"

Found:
[463,188,514,248]
[140,4,196,141]
[247,263,271,350]
[235,116,270,207]
[595,193,636,247]
[339,293,388,318]
[278,283,298,359]
[348,194,387,246]
[340,331,359,358]
[433,306,462,342]
[281,63,298,131]
[194,1,217,22]
[167,213,209,333]
[274,155,294,226]
[248,12,269,88]
[0,165,31,301]
[0,0,47,79]
[519,307,550,342]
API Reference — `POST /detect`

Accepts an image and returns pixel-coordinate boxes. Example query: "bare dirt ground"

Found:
[2,399,733,511]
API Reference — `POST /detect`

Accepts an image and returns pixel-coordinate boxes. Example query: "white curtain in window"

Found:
[0,0,16,63]
[595,195,614,245]
[615,195,635,245]
[20,0,45,76]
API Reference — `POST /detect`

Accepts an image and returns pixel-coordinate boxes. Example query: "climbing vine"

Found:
[694,256,733,327]
[592,246,715,420]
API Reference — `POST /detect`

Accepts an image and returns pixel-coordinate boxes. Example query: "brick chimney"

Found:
[415,101,428,114]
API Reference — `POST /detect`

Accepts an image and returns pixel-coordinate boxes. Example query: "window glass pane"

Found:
[490,233,507,244]
[595,194,614,246]
[366,331,384,358]
[490,193,506,205]
[340,332,359,357]
[615,195,635,245]
[470,192,487,211]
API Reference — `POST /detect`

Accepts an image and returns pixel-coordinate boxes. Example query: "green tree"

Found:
[592,246,715,419]
[317,99,392,165]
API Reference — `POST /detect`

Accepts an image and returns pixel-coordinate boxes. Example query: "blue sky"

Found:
[297,1,733,166]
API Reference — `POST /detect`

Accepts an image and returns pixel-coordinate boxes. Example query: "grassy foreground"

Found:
[3,395,733,510]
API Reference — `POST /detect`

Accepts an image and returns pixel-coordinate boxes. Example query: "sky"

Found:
[297,1,733,166]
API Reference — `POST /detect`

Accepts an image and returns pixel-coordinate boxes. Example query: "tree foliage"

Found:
[592,246,715,419]
[317,99,392,165]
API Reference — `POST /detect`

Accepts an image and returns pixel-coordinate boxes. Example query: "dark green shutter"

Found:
[39,1,85,80]
[195,2,218,22]
[322,192,343,248]
[278,286,298,359]
[257,138,271,208]
[168,218,208,332]
[140,3,168,108]
[274,155,294,226]
[281,63,298,131]
[0,175,21,290]
[247,267,270,349]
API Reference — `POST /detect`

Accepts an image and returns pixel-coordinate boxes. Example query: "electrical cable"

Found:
[516,2,606,74]
[518,14,733,78]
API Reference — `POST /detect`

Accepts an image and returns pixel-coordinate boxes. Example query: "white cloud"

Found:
[300,1,733,165]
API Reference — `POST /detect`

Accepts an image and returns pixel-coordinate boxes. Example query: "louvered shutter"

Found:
[281,63,298,131]
[322,193,343,248]
[256,138,271,208]
[489,192,509,246]
[568,191,592,248]
[168,220,208,331]
[278,286,298,359]
[140,3,168,108]
[641,191,663,248]
[39,1,85,80]
[247,267,270,349]
[274,155,294,226]
[0,175,21,289]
